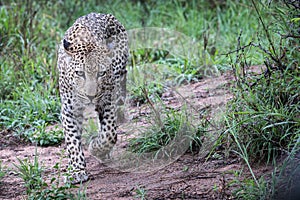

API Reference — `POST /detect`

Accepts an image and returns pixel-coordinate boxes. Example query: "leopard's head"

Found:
[73,50,114,105]
[62,23,114,105]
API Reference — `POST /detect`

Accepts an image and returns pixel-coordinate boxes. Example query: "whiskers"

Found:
[76,93,109,106]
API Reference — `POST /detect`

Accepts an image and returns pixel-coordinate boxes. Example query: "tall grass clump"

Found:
[223,0,299,198]
[129,107,197,154]
[0,1,62,144]
[226,0,299,163]
[13,149,87,199]
[127,84,208,155]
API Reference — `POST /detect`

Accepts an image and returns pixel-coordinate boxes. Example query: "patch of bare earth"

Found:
[0,68,273,200]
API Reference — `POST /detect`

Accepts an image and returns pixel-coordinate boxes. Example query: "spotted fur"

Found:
[57,13,128,184]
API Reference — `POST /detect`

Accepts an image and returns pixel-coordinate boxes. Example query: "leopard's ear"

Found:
[63,23,94,54]
[106,37,115,50]
[105,38,115,58]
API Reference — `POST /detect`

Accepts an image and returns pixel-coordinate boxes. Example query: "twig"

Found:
[279,33,300,39]
[252,42,286,69]
[142,87,163,128]
[251,0,277,56]
[220,42,253,56]
[235,30,243,65]
[284,0,300,9]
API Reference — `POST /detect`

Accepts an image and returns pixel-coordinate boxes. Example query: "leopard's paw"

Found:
[64,170,89,184]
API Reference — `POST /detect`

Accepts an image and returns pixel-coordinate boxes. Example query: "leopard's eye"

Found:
[97,71,106,78]
[75,70,85,77]
[63,39,71,50]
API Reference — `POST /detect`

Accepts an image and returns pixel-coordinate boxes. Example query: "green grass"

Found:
[219,1,300,198]
[13,149,86,199]
[0,0,266,142]
[0,87,61,145]
[129,108,191,153]
[0,1,62,145]
[135,185,147,200]
[223,0,300,163]
[0,161,6,183]
[128,96,208,155]
[0,0,299,198]
[230,171,270,200]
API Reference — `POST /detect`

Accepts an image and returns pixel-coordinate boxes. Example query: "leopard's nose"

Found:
[63,39,71,50]
[86,95,95,102]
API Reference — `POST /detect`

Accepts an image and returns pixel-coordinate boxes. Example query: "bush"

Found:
[225,0,300,163]
[223,1,300,198]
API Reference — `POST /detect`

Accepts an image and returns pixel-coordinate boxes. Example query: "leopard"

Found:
[57,13,128,184]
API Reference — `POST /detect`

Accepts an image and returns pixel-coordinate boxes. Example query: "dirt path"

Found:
[0,143,242,200]
[0,70,262,199]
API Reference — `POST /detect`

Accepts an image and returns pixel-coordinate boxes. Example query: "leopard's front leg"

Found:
[61,98,88,184]
[89,102,117,161]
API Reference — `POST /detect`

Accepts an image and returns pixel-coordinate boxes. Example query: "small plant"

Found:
[231,176,269,200]
[188,117,211,154]
[129,107,194,154]
[13,148,85,199]
[26,124,64,146]
[127,56,165,105]
[13,150,45,197]
[158,57,203,84]
[0,161,6,183]
[129,82,164,105]
[135,185,147,200]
